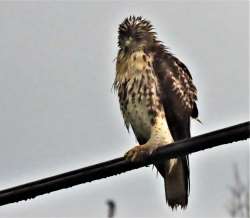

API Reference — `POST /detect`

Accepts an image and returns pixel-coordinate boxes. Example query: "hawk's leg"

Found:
[124,119,174,162]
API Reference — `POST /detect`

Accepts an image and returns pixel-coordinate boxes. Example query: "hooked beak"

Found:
[125,36,133,47]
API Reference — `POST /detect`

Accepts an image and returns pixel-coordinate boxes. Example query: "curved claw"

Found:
[124,144,156,162]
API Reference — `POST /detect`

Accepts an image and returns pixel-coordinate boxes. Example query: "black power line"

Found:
[0,121,249,207]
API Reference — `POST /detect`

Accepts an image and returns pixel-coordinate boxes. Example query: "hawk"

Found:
[113,16,199,209]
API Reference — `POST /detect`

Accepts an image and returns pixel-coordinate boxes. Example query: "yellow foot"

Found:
[124,144,158,162]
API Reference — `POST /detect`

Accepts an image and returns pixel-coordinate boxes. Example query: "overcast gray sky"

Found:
[0,1,249,218]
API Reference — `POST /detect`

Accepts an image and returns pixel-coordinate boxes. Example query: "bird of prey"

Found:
[113,16,199,209]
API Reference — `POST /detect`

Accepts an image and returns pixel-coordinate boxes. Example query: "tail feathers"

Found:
[157,156,190,209]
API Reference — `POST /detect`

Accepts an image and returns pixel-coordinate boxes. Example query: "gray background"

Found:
[0,1,249,218]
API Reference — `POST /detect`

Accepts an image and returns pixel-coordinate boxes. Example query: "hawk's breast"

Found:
[116,50,170,143]
[125,78,154,140]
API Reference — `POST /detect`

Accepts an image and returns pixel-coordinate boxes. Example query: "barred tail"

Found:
[156,156,190,209]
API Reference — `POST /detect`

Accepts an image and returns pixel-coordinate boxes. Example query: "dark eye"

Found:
[135,32,141,40]
[135,31,145,40]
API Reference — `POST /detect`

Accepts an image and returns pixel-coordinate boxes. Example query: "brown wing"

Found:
[169,56,198,120]
[152,52,198,140]
[152,50,198,201]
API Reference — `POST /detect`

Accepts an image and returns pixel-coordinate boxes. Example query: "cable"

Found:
[0,121,249,206]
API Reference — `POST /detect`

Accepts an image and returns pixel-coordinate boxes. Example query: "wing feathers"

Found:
[152,48,199,125]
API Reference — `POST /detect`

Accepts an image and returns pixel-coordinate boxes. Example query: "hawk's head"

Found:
[118,16,156,52]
